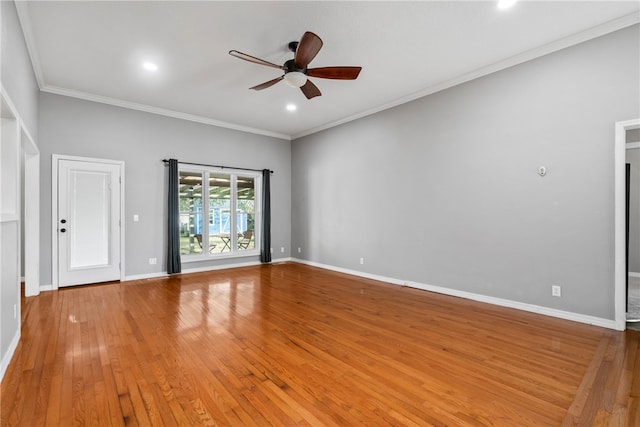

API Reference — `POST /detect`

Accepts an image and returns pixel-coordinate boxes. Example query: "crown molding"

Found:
[41,85,291,140]
[14,0,45,89]
[15,1,289,140]
[291,12,640,140]
[13,2,638,142]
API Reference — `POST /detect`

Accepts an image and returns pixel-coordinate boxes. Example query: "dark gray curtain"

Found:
[167,159,181,274]
[260,169,271,263]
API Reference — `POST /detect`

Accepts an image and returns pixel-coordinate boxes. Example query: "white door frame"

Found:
[1,88,40,298]
[21,126,39,297]
[614,118,640,330]
[52,154,125,289]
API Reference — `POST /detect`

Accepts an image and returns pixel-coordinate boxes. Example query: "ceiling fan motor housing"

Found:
[284,59,307,75]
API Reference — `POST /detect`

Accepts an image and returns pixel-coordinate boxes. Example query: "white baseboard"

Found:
[123,271,169,281]
[630,272,640,278]
[181,260,262,275]
[0,328,21,383]
[38,258,620,329]
[291,258,617,330]
[42,259,288,286]
[123,259,278,281]
[294,258,404,286]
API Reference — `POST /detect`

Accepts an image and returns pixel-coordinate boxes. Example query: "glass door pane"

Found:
[209,173,231,253]
[179,171,203,255]
[236,176,255,251]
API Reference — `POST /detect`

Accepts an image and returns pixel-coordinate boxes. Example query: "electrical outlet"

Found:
[298,247,301,253]
[280,247,285,253]
[149,257,157,265]
[360,257,364,265]
[551,285,561,297]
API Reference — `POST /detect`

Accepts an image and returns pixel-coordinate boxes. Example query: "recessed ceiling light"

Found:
[286,104,297,112]
[143,61,158,72]
[497,0,517,10]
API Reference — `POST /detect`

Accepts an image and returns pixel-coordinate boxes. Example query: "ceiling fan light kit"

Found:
[229,31,362,100]
[284,72,307,88]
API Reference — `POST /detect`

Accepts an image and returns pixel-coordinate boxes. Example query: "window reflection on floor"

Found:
[178,280,255,334]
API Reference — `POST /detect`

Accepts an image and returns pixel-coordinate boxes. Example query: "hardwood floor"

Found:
[2,262,639,426]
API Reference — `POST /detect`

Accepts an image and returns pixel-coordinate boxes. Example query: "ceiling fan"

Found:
[229,31,362,100]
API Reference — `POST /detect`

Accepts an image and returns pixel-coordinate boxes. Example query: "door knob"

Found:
[60,228,66,233]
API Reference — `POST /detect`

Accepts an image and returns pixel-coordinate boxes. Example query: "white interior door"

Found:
[57,159,121,287]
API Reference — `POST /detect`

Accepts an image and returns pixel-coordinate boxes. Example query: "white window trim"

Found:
[179,164,261,262]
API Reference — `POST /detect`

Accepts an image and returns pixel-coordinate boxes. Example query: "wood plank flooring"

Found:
[2,262,639,426]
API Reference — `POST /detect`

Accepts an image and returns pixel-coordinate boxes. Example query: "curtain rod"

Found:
[162,159,273,174]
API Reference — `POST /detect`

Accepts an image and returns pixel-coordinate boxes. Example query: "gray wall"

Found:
[0,0,39,376]
[291,25,640,321]
[1,0,39,139]
[628,147,640,273]
[38,93,291,284]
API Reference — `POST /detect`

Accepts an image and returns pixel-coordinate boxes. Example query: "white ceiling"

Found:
[15,1,640,140]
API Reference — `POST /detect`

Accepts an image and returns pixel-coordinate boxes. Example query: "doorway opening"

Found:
[626,128,640,326]
[615,119,640,330]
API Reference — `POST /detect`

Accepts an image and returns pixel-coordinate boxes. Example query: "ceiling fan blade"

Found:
[250,76,284,91]
[300,79,321,99]
[307,66,362,80]
[294,32,323,69]
[229,50,284,70]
